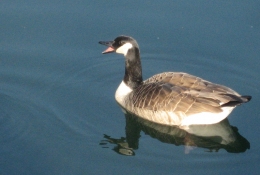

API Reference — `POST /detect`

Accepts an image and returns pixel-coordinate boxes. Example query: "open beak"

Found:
[99,41,115,54]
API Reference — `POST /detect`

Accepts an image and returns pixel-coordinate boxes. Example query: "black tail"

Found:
[241,95,252,102]
[221,95,252,107]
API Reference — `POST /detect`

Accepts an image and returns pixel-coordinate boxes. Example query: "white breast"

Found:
[115,81,133,106]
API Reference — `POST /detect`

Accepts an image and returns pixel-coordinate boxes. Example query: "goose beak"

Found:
[99,41,115,54]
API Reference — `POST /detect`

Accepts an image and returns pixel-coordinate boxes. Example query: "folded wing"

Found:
[131,72,250,115]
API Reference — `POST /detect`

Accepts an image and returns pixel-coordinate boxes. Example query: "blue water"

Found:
[1,1,259,175]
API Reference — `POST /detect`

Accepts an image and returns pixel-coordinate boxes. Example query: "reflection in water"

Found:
[100,135,135,156]
[101,112,250,156]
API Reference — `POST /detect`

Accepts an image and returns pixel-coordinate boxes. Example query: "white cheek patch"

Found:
[116,43,133,56]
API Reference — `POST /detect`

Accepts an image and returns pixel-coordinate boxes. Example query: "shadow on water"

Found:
[100,112,250,156]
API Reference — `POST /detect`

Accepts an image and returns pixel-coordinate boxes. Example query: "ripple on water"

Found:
[0,92,86,147]
[0,94,34,144]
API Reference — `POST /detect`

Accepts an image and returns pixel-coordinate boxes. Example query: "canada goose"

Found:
[99,36,251,127]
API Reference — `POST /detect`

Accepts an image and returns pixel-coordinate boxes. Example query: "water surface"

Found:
[1,1,259,175]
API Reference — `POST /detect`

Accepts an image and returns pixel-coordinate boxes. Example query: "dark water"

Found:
[1,1,259,175]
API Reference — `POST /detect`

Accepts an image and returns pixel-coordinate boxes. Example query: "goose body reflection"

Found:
[99,36,251,127]
[101,112,250,155]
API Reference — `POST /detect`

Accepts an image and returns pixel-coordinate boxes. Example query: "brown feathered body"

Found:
[116,72,250,126]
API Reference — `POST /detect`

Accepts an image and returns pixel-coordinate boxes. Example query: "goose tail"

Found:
[221,95,252,107]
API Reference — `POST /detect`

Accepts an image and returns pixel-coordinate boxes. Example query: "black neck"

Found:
[123,47,143,89]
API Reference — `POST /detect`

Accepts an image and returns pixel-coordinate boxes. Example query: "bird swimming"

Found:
[99,35,251,127]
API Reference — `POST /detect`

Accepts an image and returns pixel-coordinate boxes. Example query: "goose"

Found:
[98,36,251,127]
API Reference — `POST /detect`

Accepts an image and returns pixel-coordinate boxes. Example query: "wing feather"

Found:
[131,72,245,115]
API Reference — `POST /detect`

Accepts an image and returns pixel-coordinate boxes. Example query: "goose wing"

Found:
[144,72,239,96]
[131,72,249,115]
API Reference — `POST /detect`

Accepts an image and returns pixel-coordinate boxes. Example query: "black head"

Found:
[99,36,139,55]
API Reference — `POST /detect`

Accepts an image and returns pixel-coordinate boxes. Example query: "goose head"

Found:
[99,36,139,56]
[99,35,143,89]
